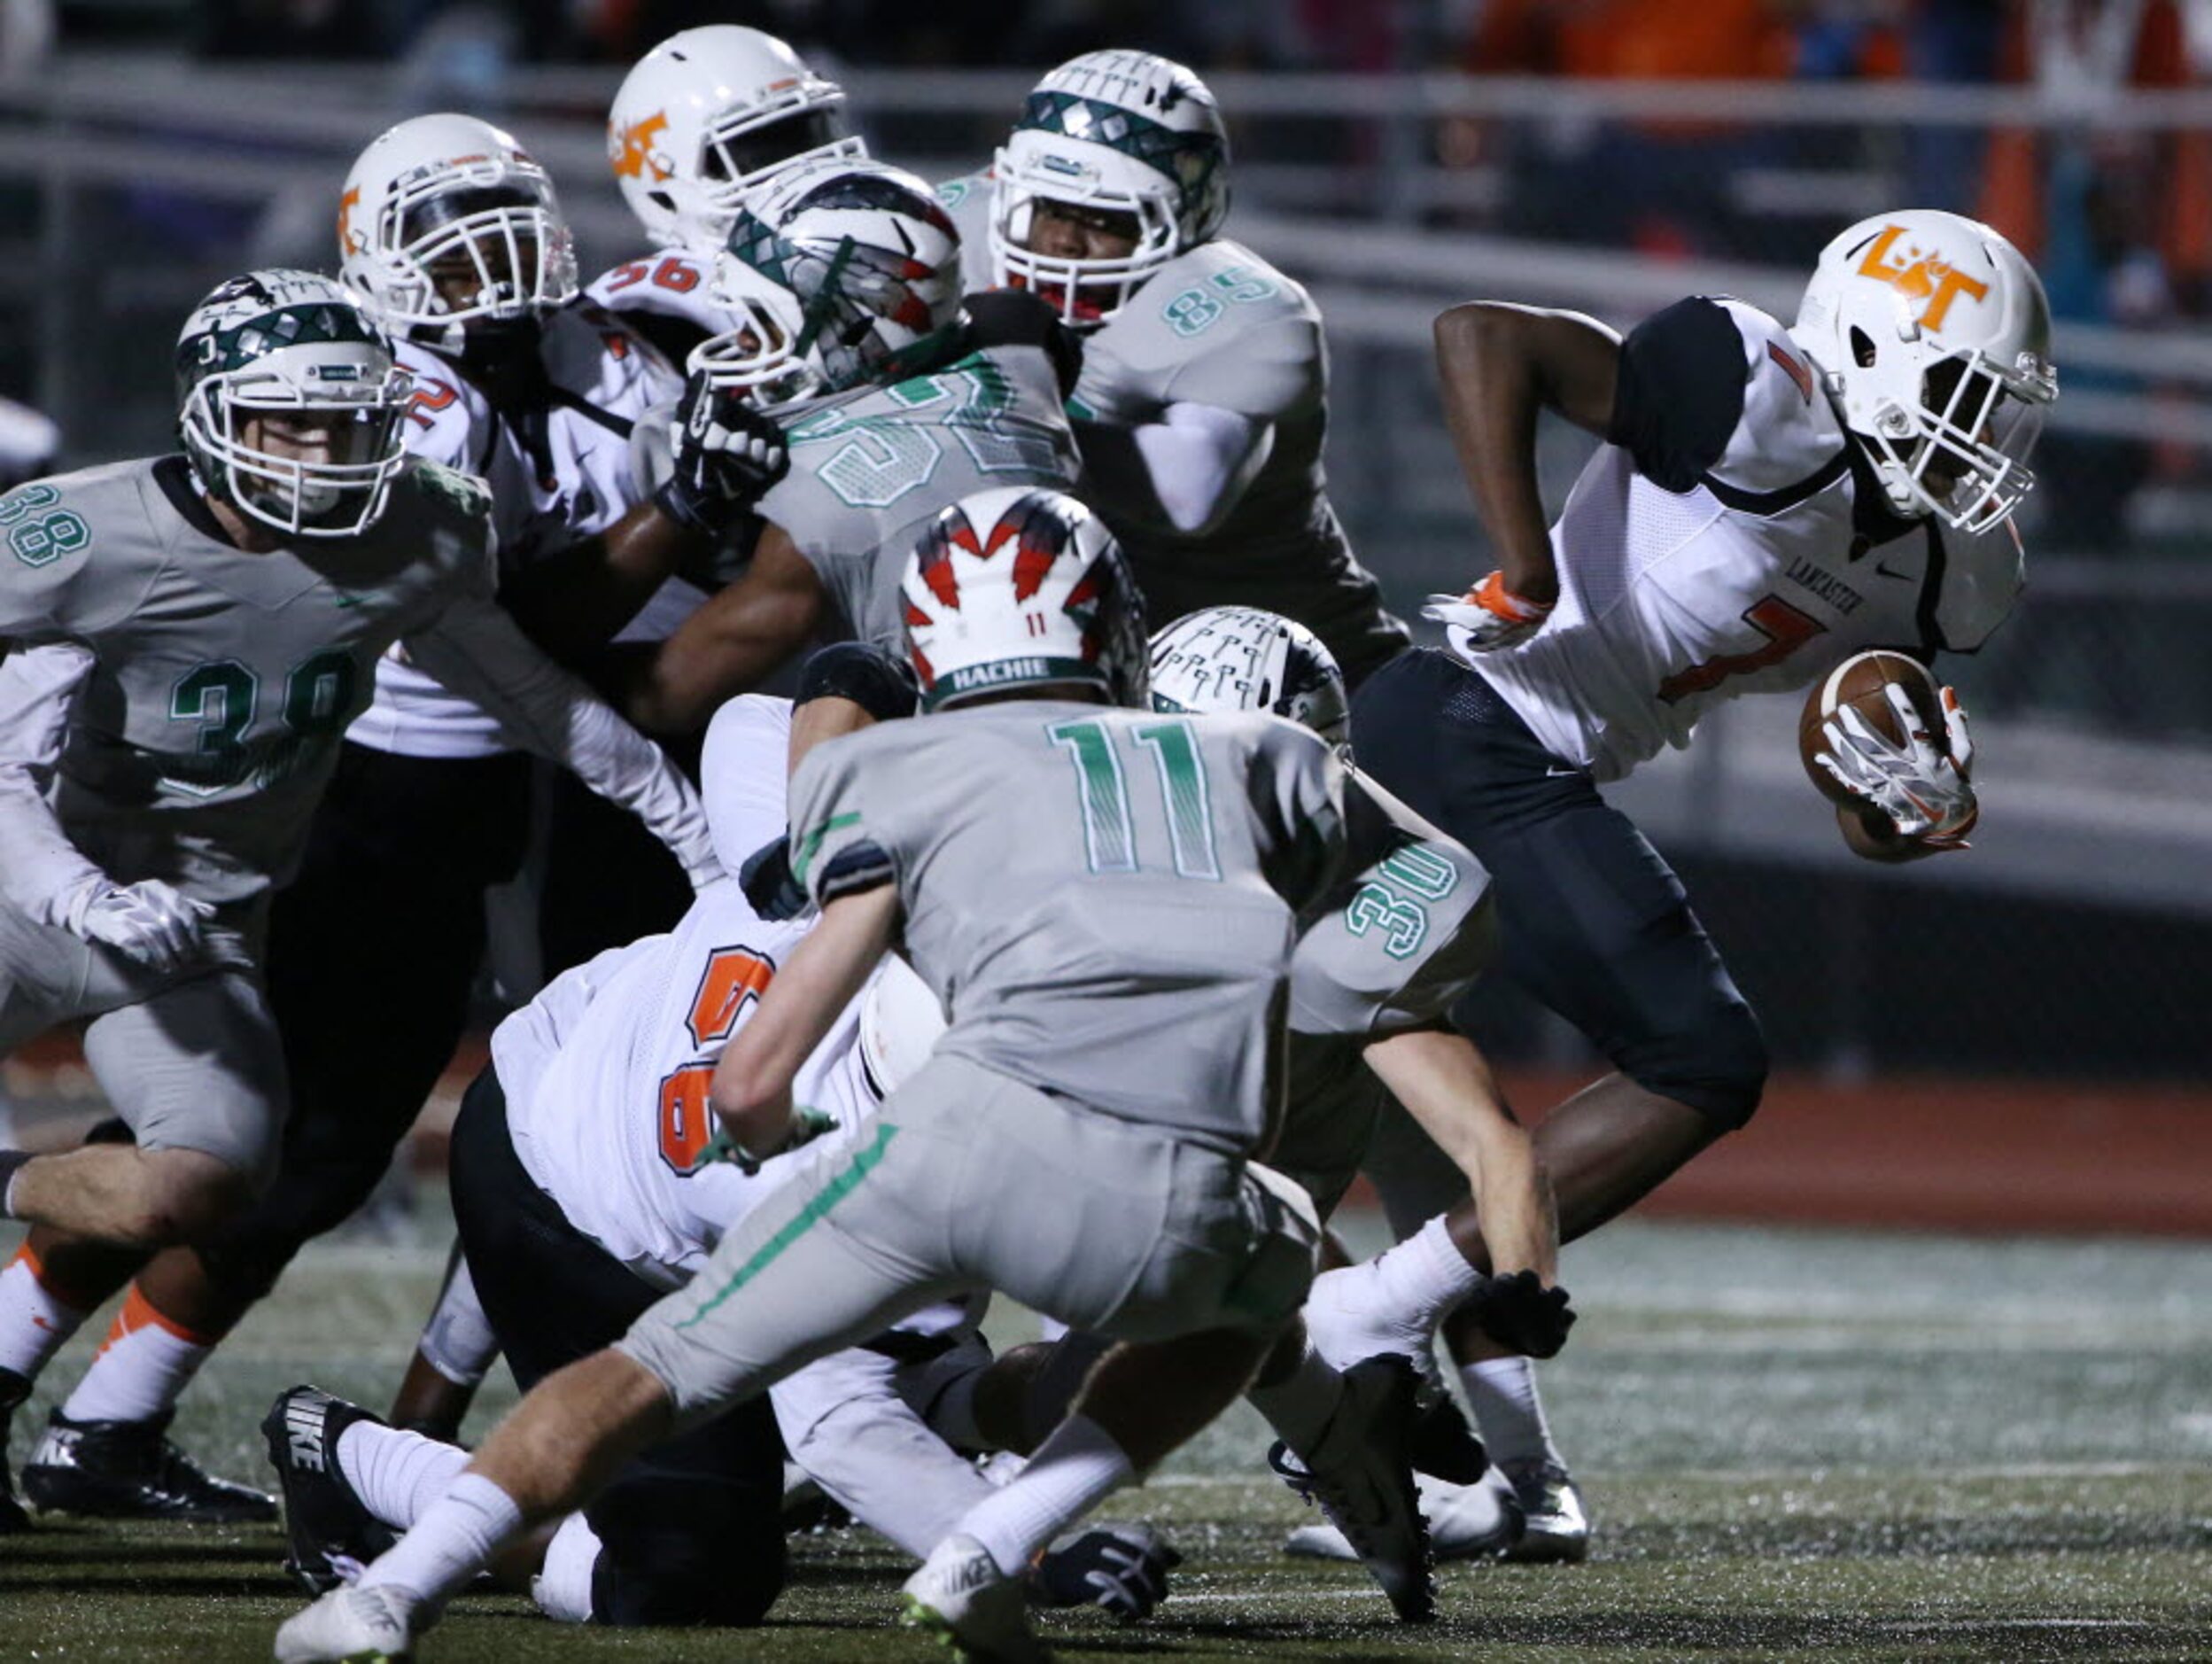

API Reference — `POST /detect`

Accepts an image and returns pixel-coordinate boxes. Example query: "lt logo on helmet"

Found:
[1852,224,1991,333]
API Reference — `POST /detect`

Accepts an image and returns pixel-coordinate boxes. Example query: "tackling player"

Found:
[943,50,1409,684]
[0,270,712,1531]
[1334,209,2057,1544]
[275,487,1432,1661]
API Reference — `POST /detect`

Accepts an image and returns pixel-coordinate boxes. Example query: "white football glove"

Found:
[1815,683,1978,848]
[1422,571,1556,655]
[69,879,214,973]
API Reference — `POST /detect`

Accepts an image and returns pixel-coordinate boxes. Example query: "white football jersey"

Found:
[496,696,876,1289]
[348,304,686,759]
[1465,296,2024,782]
[584,251,735,373]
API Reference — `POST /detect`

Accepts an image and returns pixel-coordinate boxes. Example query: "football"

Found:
[1798,649,1945,805]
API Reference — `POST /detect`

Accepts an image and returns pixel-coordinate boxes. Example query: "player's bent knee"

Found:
[1625,998,1769,1132]
[586,1484,785,1628]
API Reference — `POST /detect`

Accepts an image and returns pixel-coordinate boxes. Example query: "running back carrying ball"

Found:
[1799,650,1942,804]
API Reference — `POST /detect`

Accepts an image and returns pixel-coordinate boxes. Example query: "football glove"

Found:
[1815,683,1979,849]
[1423,571,1556,655]
[1032,1523,1182,1621]
[68,879,214,975]
[1466,1269,1577,1359]
[703,1105,838,1176]
[653,372,791,536]
[740,835,809,921]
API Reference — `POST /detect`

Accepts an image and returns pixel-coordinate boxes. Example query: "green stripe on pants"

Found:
[675,1123,899,1330]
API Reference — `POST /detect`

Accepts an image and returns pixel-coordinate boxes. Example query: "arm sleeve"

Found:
[0,641,107,929]
[402,594,720,883]
[1606,297,1751,493]
[1075,402,1272,537]
[788,740,896,906]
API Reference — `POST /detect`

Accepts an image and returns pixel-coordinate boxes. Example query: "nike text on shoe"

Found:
[1286,1469,1524,1564]
[900,1531,1050,1663]
[1273,1354,1437,1621]
[273,1582,422,1663]
[261,1385,400,1593]
[1498,1458,1592,1564]
[21,1406,276,1522]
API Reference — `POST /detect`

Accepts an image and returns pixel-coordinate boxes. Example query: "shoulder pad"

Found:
[1704,298,1849,496]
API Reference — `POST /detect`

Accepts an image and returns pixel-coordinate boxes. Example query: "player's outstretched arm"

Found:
[1075,401,1273,538]
[1363,1027,1558,1287]
[620,525,827,735]
[1432,301,1622,613]
[711,884,899,1159]
[405,595,720,886]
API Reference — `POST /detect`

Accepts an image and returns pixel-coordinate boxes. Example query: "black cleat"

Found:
[1,1370,32,1534]
[261,1385,399,1594]
[20,1406,276,1524]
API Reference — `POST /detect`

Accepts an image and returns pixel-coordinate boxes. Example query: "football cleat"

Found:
[1,1372,30,1535]
[1497,1458,1592,1564]
[1032,1521,1181,1620]
[262,1386,401,1593]
[273,1582,423,1663]
[900,1531,1048,1663]
[1285,1470,1522,1563]
[20,1406,276,1523]
[1269,1355,1437,1622]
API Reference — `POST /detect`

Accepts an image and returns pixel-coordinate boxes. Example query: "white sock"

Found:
[59,1283,215,1424]
[358,1471,524,1606]
[1245,1335,1344,1456]
[954,1412,1133,1578]
[1369,1215,1485,1333]
[337,1420,472,1529]
[1461,1356,1561,1471]
[0,1243,90,1383]
[530,1512,602,1624]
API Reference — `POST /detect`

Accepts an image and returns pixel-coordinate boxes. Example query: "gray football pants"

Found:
[621,1052,1319,1429]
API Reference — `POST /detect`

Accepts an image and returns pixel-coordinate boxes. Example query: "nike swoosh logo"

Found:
[1874,560,1913,581]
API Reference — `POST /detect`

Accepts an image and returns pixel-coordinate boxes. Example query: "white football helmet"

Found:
[1791,209,2058,533]
[175,269,410,539]
[990,49,1230,326]
[688,159,963,407]
[901,486,1148,711]
[609,25,866,253]
[858,957,947,1101]
[338,113,579,355]
[1149,606,1349,749]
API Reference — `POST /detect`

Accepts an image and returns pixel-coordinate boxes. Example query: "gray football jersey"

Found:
[760,340,1081,649]
[0,455,496,902]
[788,703,1347,1150]
[1072,241,1408,683]
[1273,771,1497,1206]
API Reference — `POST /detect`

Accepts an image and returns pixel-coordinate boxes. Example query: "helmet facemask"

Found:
[687,260,822,408]
[1859,339,2053,534]
[689,97,865,241]
[354,158,578,353]
[991,140,1183,327]
[177,306,410,540]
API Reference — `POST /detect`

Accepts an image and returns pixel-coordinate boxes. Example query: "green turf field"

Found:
[4,1212,2208,1661]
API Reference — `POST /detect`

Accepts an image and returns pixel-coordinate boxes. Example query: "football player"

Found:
[0,270,713,1532]
[610,157,1086,732]
[263,678,1175,1629]
[6,116,780,1525]
[275,487,1426,1662]
[591,24,868,366]
[941,50,1409,685]
[988,605,1575,1564]
[1336,209,2057,1550]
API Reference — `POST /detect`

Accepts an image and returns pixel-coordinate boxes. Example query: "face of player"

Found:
[425,237,538,318]
[1025,198,1142,263]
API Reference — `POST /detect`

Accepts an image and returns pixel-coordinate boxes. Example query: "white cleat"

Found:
[1496,1458,1591,1564]
[273,1583,423,1662]
[900,1532,1049,1663]
[1285,1469,1524,1563]
[1300,1262,1437,1380]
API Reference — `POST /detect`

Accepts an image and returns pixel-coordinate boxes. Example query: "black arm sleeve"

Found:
[962,290,1085,399]
[1606,297,1750,493]
[795,642,919,721]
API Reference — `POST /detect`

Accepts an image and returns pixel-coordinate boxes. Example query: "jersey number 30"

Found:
[657,946,777,1177]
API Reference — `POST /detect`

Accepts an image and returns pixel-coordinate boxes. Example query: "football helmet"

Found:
[990,50,1230,326]
[689,158,963,407]
[175,269,409,539]
[338,113,579,355]
[1149,606,1349,749]
[609,25,866,253]
[901,486,1148,711]
[858,957,947,1101]
[1791,209,2058,533]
